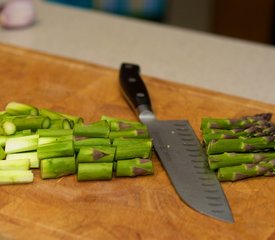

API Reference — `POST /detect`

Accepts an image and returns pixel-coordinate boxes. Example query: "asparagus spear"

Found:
[116,158,153,177]
[203,133,239,145]
[73,137,111,152]
[37,140,74,160]
[201,113,272,130]
[203,125,275,144]
[40,156,76,179]
[5,134,39,154]
[207,136,275,155]
[76,146,116,163]
[73,120,110,138]
[6,152,39,168]
[0,159,30,170]
[0,170,34,185]
[5,102,38,116]
[208,152,275,170]
[217,160,275,181]
[202,128,249,135]
[77,162,113,181]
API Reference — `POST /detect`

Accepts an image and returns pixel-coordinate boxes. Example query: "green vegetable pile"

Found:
[0,102,153,185]
[201,113,275,181]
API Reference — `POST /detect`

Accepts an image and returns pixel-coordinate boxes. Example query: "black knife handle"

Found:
[119,63,153,114]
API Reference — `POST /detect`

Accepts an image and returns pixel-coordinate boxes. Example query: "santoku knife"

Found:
[119,63,234,223]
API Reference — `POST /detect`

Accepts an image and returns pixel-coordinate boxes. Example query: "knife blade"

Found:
[119,63,234,223]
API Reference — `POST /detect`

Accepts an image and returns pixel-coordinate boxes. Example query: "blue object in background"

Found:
[46,0,167,21]
[47,0,92,8]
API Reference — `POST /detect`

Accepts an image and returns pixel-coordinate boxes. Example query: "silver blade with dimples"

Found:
[119,63,234,223]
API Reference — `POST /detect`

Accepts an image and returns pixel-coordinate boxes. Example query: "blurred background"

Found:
[46,0,275,45]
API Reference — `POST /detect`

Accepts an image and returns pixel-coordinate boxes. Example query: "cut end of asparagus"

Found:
[2,121,17,135]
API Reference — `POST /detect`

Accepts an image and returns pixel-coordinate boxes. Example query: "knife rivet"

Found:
[128,77,136,82]
[137,92,145,97]
[167,145,170,148]
[171,130,175,134]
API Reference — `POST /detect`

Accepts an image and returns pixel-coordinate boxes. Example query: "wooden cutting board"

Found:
[0,43,275,240]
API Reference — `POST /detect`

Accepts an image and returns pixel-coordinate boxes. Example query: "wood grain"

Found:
[0,43,275,240]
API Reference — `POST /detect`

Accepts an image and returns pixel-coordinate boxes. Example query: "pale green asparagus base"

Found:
[77,163,113,181]
[0,170,34,185]
[40,156,76,179]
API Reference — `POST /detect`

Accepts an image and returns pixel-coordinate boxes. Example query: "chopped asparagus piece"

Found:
[77,162,113,181]
[6,152,39,168]
[37,140,74,159]
[73,120,110,138]
[0,159,30,170]
[109,121,146,131]
[59,112,84,124]
[40,156,76,179]
[37,129,73,137]
[9,116,50,130]
[5,102,38,116]
[73,137,111,152]
[5,134,39,154]
[77,146,116,163]
[0,130,32,148]
[109,129,148,139]
[113,138,152,160]
[112,138,152,146]
[116,158,154,177]
[39,108,65,120]
[101,115,138,125]
[49,119,72,129]
[101,116,145,131]
[38,135,73,146]
[0,170,34,185]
